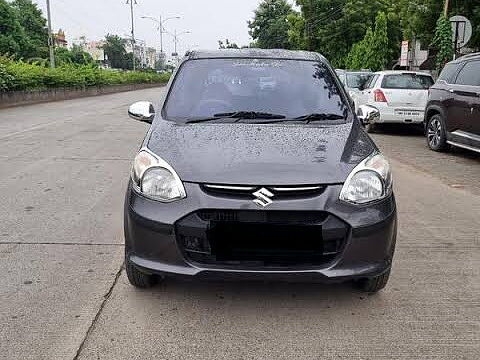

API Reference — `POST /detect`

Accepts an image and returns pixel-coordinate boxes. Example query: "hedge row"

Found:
[0,58,170,92]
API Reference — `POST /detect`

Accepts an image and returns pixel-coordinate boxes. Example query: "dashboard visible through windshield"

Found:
[163,58,349,122]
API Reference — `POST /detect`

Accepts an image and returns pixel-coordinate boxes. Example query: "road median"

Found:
[0,83,166,109]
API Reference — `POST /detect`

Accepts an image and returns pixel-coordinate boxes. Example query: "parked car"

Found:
[356,71,434,133]
[335,69,373,110]
[425,53,480,153]
[125,49,397,293]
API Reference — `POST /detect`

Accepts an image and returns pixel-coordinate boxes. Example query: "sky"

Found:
[32,0,264,58]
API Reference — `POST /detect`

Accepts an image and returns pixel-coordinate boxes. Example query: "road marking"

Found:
[0,242,123,246]
[0,119,64,140]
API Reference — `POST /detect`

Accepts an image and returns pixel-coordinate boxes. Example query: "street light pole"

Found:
[141,15,180,55]
[159,15,163,54]
[46,0,55,68]
[170,30,191,65]
[174,29,177,56]
[127,0,137,71]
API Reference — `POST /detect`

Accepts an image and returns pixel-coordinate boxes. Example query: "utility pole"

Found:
[171,29,191,64]
[127,0,137,71]
[46,0,55,68]
[159,15,163,54]
[173,29,177,56]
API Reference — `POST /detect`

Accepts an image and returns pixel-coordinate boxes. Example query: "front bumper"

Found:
[124,181,397,282]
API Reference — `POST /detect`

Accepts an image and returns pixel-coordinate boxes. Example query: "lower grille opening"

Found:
[176,210,348,268]
[209,222,323,265]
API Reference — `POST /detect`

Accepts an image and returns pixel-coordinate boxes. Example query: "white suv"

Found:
[356,71,434,132]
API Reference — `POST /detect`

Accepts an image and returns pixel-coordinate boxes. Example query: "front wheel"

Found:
[357,269,391,293]
[426,114,448,152]
[365,122,377,133]
[125,255,158,288]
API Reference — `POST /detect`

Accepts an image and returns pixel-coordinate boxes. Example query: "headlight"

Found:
[340,153,392,204]
[131,149,186,202]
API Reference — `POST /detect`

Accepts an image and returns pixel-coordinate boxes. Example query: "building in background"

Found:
[72,37,108,68]
[54,29,68,48]
[145,47,157,69]
[125,39,156,69]
[156,51,167,70]
[84,41,105,62]
[393,39,430,73]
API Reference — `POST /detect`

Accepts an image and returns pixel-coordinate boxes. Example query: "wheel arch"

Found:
[425,105,445,122]
[424,105,446,131]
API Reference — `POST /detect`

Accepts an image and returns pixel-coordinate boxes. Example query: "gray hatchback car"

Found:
[124,49,397,292]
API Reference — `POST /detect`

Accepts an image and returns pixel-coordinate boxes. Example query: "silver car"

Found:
[336,70,373,109]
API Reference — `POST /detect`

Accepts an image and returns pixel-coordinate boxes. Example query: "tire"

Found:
[365,121,377,133]
[426,114,448,152]
[125,254,158,288]
[357,269,391,293]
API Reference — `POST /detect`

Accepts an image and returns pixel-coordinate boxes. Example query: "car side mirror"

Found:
[128,101,155,123]
[357,105,380,127]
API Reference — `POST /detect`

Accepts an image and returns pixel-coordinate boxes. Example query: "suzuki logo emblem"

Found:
[253,188,274,207]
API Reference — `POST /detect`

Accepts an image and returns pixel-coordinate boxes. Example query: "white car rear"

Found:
[356,71,434,129]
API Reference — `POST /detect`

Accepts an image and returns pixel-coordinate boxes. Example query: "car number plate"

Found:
[395,109,422,117]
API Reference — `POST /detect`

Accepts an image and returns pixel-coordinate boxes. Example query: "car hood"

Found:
[147,120,375,185]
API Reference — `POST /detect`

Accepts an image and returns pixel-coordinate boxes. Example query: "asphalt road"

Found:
[1,88,479,360]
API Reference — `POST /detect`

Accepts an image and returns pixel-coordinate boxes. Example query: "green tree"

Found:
[398,0,443,46]
[431,15,454,70]
[0,0,28,57]
[55,45,95,66]
[370,11,389,70]
[10,0,48,59]
[345,11,389,71]
[345,28,374,70]
[70,44,94,65]
[399,0,479,52]
[0,58,15,91]
[287,12,306,50]
[123,52,141,70]
[102,34,130,69]
[248,0,293,49]
[295,0,401,67]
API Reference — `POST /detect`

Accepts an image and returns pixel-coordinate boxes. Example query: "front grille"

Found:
[201,184,326,200]
[175,210,348,268]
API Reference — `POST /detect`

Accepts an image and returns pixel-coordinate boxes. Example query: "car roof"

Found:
[336,69,372,73]
[373,70,433,77]
[185,48,326,62]
[450,52,480,64]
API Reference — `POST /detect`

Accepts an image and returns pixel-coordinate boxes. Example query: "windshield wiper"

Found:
[185,117,229,124]
[214,111,286,120]
[253,113,346,125]
[186,112,342,124]
[293,113,345,123]
[185,111,286,124]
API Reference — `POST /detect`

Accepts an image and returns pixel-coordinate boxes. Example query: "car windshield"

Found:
[382,73,434,89]
[346,73,372,89]
[163,58,349,122]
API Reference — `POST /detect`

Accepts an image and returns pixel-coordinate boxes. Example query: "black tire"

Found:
[125,255,158,288]
[426,114,449,152]
[358,269,391,293]
[365,121,377,133]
